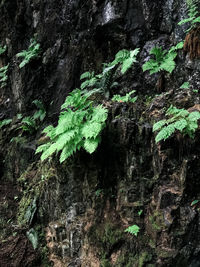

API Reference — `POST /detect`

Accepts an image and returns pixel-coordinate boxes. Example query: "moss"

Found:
[115,253,137,267]
[17,162,57,226]
[156,249,175,259]
[100,258,112,267]
[88,222,124,261]
[17,194,32,225]
[138,252,152,267]
[149,210,165,232]
[36,226,50,266]
[149,239,156,249]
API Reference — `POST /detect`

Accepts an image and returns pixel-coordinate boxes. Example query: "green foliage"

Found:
[24,197,37,225]
[138,210,143,216]
[17,100,46,134]
[0,45,6,55]
[80,48,139,98]
[95,189,103,197]
[178,0,200,31]
[142,42,183,74]
[112,90,137,103]
[32,100,46,121]
[0,118,12,128]
[124,224,140,236]
[111,48,140,74]
[26,228,38,250]
[191,199,200,206]
[17,38,40,68]
[19,116,38,133]
[0,64,8,88]
[180,82,190,89]
[36,89,108,163]
[153,105,200,143]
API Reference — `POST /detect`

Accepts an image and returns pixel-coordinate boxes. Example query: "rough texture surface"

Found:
[1,0,200,266]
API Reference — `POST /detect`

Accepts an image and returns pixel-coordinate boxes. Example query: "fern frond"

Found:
[55,130,76,151]
[121,57,136,74]
[36,143,51,154]
[174,119,187,131]
[84,138,99,154]
[153,120,167,132]
[90,106,108,123]
[155,124,176,143]
[0,45,6,55]
[80,71,94,80]
[188,111,200,121]
[41,143,57,161]
[82,122,102,139]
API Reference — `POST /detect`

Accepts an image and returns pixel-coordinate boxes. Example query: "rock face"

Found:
[1,0,200,266]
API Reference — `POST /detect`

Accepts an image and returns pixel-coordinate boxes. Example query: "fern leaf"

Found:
[59,145,75,163]
[188,111,200,121]
[41,143,57,161]
[121,57,135,74]
[114,49,130,63]
[90,106,108,123]
[160,58,176,73]
[82,122,102,139]
[80,71,94,80]
[124,225,140,236]
[0,119,12,128]
[153,120,167,132]
[180,82,190,89]
[174,119,187,131]
[0,45,6,55]
[55,130,76,151]
[193,16,200,23]
[84,138,99,154]
[155,124,175,143]
[35,143,51,154]
[130,48,140,58]
[142,60,160,74]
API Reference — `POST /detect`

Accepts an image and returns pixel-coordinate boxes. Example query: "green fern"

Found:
[180,82,190,89]
[178,0,200,31]
[111,48,140,74]
[142,42,183,75]
[0,64,8,88]
[124,225,140,236]
[19,116,38,133]
[80,48,139,98]
[153,105,200,143]
[0,45,6,55]
[32,100,46,121]
[36,89,108,163]
[0,118,12,128]
[17,38,40,68]
[112,90,137,103]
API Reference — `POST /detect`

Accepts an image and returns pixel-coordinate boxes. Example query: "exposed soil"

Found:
[0,183,38,267]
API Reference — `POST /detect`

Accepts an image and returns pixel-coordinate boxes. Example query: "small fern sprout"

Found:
[124,225,140,236]
[0,64,9,88]
[112,90,137,103]
[0,45,6,55]
[17,38,41,68]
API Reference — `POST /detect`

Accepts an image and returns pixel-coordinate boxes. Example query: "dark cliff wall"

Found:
[1,0,200,266]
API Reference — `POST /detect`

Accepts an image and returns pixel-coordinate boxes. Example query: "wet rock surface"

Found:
[0,0,200,266]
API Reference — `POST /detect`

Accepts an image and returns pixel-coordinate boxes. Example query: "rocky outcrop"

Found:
[1,0,200,266]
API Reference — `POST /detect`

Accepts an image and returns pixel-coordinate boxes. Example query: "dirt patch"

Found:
[0,234,39,267]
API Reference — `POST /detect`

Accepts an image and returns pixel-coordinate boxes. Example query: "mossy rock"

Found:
[88,222,124,257]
